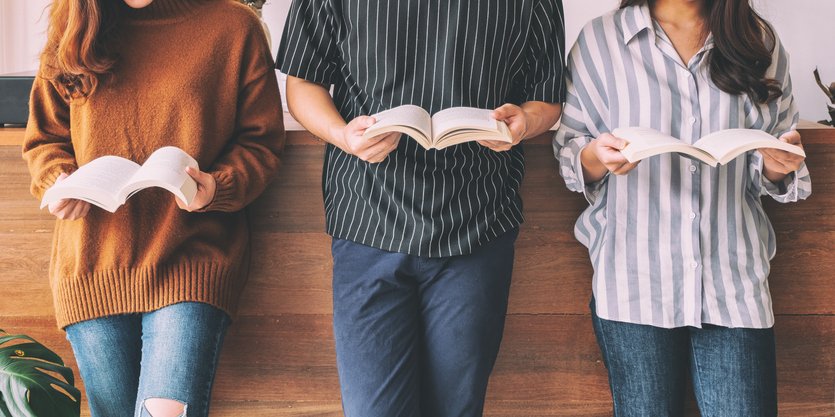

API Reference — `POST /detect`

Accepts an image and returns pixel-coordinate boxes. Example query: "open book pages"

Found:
[613,127,806,167]
[361,105,511,150]
[40,146,199,213]
[362,105,433,147]
[430,107,511,148]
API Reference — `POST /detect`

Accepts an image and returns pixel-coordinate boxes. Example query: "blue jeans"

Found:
[65,302,230,417]
[331,228,518,417]
[590,299,777,416]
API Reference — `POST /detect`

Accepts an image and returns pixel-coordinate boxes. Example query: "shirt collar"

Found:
[622,3,654,46]
[622,3,715,52]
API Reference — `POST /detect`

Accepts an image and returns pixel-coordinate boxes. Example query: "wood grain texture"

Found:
[1,123,834,416]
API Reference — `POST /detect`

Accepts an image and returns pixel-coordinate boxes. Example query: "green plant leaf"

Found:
[0,330,80,417]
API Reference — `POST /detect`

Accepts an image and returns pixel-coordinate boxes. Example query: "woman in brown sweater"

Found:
[22,0,284,415]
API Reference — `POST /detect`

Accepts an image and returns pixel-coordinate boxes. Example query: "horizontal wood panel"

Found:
[1,315,831,416]
[3,142,835,317]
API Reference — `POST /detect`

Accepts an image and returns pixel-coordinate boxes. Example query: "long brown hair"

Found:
[40,0,122,102]
[620,0,781,104]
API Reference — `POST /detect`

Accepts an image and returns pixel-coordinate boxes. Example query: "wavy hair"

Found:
[39,0,122,102]
[620,0,781,104]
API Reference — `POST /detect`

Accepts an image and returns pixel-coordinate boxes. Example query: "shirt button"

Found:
[689,212,697,219]
[690,165,697,172]
[689,116,697,124]
[691,261,698,268]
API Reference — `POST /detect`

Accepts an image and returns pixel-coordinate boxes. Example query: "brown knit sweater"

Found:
[22,0,284,329]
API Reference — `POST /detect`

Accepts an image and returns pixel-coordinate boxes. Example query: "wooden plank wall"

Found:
[1,124,833,416]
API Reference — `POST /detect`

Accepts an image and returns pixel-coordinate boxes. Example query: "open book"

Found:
[613,127,806,167]
[41,146,199,213]
[361,105,511,150]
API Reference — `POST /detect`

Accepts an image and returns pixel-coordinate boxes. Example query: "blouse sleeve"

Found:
[748,31,811,203]
[552,29,611,204]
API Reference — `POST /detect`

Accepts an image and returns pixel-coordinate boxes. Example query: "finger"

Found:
[598,133,629,150]
[78,202,91,218]
[619,161,641,175]
[477,140,513,152]
[357,115,376,128]
[51,200,78,220]
[598,146,631,165]
[348,115,377,135]
[490,104,521,121]
[760,150,792,173]
[363,133,401,162]
[54,172,69,184]
[778,130,801,145]
[362,130,397,146]
[185,166,210,185]
[67,201,89,220]
[175,196,188,210]
[761,148,799,166]
[49,198,73,215]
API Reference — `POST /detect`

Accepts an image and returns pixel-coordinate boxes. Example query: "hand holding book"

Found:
[41,146,207,216]
[342,116,402,163]
[46,173,92,220]
[580,133,638,182]
[176,166,217,212]
[758,130,806,183]
[613,127,806,167]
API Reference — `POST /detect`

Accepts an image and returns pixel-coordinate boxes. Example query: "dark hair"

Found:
[40,0,122,102]
[620,0,781,104]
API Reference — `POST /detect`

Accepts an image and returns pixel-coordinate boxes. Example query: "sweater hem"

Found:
[52,262,242,329]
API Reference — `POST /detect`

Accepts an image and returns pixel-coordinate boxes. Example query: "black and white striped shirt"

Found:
[277,0,565,257]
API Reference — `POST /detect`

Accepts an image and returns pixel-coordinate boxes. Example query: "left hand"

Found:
[478,104,529,152]
[176,166,217,211]
[759,130,805,183]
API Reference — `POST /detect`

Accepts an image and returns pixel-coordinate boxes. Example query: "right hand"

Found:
[583,133,640,177]
[48,173,91,220]
[333,116,401,163]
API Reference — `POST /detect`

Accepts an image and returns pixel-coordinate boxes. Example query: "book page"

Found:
[120,146,199,205]
[40,156,141,212]
[361,105,432,147]
[692,129,806,165]
[431,107,511,146]
[613,127,717,166]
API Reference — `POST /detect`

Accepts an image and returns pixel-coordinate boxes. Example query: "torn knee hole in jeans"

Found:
[141,397,187,417]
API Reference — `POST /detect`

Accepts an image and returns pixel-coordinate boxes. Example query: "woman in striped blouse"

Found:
[554,0,810,415]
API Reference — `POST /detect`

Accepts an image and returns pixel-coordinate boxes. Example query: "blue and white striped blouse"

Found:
[553,4,811,329]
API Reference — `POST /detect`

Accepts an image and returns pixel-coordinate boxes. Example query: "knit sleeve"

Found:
[21,74,78,200]
[200,28,285,213]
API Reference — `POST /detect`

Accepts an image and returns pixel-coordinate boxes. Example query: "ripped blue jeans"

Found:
[65,302,230,417]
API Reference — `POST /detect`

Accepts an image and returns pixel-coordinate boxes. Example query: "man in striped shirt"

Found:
[277,0,565,415]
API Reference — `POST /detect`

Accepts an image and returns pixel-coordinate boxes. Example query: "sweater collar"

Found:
[121,0,211,24]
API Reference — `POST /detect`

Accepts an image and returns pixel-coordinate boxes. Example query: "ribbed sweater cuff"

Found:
[33,163,79,199]
[201,171,237,212]
[53,262,240,329]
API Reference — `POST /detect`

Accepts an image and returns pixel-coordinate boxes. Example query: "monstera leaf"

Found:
[0,329,80,417]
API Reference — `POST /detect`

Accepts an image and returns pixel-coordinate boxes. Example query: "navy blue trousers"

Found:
[331,228,518,417]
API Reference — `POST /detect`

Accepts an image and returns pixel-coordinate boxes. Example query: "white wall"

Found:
[0,0,50,74]
[2,0,833,122]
